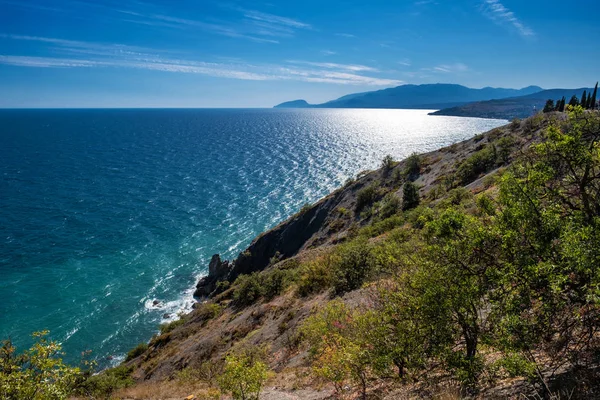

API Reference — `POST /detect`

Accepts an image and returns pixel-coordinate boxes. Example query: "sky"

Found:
[0,0,598,108]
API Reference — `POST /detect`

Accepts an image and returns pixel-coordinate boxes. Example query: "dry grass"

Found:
[113,380,220,400]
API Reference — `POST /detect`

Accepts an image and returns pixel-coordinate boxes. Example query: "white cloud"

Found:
[0,34,399,86]
[242,10,311,29]
[320,50,337,56]
[287,60,378,72]
[335,33,356,38]
[481,0,535,37]
[425,63,469,73]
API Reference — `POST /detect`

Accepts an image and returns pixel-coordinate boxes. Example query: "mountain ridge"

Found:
[274,83,544,109]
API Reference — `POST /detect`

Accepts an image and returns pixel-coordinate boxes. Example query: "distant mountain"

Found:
[274,99,312,108]
[274,84,544,109]
[430,88,594,120]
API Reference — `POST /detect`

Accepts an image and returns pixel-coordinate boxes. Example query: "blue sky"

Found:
[0,0,598,107]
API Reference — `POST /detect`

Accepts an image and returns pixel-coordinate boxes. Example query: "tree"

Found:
[302,301,379,400]
[591,82,598,110]
[558,96,566,112]
[581,90,587,109]
[381,155,395,175]
[218,352,269,400]
[542,99,555,113]
[0,331,82,400]
[568,95,579,107]
[402,182,420,210]
[489,107,600,391]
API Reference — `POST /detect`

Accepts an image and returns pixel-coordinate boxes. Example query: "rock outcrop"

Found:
[193,254,231,298]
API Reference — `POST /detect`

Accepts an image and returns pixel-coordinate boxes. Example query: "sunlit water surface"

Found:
[0,108,506,367]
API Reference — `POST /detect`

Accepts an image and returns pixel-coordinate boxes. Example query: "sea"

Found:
[0,108,506,368]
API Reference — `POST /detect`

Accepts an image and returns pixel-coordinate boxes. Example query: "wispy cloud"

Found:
[0,34,399,86]
[320,50,337,56]
[397,59,411,67]
[481,0,534,38]
[335,33,356,38]
[242,10,311,29]
[287,60,378,72]
[423,63,469,73]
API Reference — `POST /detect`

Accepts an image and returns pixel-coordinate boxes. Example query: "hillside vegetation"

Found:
[3,107,600,400]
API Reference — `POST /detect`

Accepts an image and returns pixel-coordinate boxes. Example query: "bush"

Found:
[125,342,149,361]
[218,353,269,400]
[331,238,374,295]
[159,318,185,335]
[404,153,421,181]
[455,145,497,185]
[355,182,379,212]
[297,256,334,297]
[402,182,420,211]
[233,273,264,307]
[375,193,401,220]
[381,154,395,173]
[78,365,134,399]
[0,331,83,400]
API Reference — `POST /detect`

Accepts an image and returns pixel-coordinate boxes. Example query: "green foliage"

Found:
[159,318,185,335]
[543,99,555,113]
[125,342,149,361]
[374,193,401,220]
[401,182,420,211]
[302,301,378,399]
[297,109,600,396]
[232,264,299,306]
[355,182,380,212]
[297,255,334,297]
[77,365,134,399]
[455,144,497,185]
[381,154,395,173]
[218,352,269,400]
[331,238,374,295]
[0,331,82,400]
[233,273,264,307]
[404,153,421,181]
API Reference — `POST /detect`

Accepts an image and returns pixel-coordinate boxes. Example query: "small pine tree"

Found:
[581,90,587,109]
[402,182,420,211]
[587,92,593,109]
[558,96,566,112]
[568,95,579,107]
[591,82,598,110]
[543,99,555,113]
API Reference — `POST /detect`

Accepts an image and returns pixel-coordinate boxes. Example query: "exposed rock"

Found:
[193,254,232,298]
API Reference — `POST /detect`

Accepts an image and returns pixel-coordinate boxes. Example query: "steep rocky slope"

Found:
[115,112,599,399]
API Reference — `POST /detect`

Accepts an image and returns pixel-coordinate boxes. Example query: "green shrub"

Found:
[297,256,334,297]
[233,273,264,307]
[455,145,497,185]
[402,182,420,211]
[494,136,515,164]
[403,153,422,182]
[78,365,134,399]
[218,352,269,400]
[376,193,401,220]
[125,342,149,361]
[331,238,374,295]
[159,318,185,335]
[355,181,380,212]
[381,154,396,173]
[494,353,536,379]
[0,331,83,400]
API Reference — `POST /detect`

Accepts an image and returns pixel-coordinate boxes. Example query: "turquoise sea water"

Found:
[0,108,506,367]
